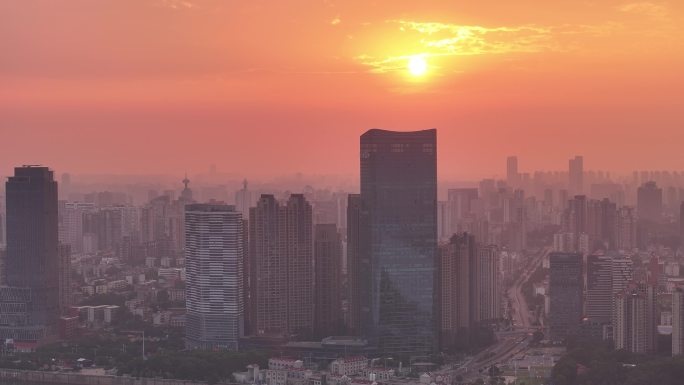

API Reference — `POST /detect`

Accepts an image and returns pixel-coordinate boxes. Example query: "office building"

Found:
[586,253,612,324]
[1,166,60,343]
[185,203,244,351]
[549,252,583,341]
[359,129,437,356]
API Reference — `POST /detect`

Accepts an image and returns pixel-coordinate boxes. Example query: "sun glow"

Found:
[407,55,428,76]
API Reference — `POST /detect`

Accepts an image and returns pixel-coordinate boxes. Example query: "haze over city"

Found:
[2,0,684,178]
[2,2,684,385]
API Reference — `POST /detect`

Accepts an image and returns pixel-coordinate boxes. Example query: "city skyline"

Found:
[3,1,684,384]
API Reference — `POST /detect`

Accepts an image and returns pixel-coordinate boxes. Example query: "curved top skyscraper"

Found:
[359,129,438,357]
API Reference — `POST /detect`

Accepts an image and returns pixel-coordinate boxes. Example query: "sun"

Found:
[407,55,428,76]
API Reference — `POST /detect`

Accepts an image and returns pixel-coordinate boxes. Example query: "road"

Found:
[441,248,549,383]
[509,247,548,329]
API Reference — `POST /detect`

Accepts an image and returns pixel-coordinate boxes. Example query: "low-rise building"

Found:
[330,356,368,376]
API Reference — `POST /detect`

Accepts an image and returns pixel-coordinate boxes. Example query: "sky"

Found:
[1,0,683,180]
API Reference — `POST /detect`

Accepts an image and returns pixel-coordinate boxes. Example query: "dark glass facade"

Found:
[549,252,583,341]
[360,129,437,356]
[1,166,60,341]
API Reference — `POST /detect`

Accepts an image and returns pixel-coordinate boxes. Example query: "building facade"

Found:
[549,252,583,341]
[1,166,61,343]
[185,204,243,350]
[359,129,438,356]
[314,224,343,338]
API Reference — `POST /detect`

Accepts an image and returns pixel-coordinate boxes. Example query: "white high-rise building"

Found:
[673,287,684,356]
[185,203,243,351]
[58,202,95,254]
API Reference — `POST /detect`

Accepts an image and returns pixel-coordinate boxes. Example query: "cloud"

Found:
[154,0,194,10]
[356,9,678,74]
[618,2,669,19]
[331,17,341,25]
[357,20,559,73]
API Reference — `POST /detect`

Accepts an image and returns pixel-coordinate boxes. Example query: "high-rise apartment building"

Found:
[248,194,314,339]
[359,129,437,356]
[476,244,501,322]
[58,244,72,315]
[346,194,365,336]
[447,188,479,234]
[611,256,634,298]
[185,203,243,351]
[616,207,637,251]
[613,283,658,353]
[58,202,95,254]
[680,202,684,242]
[673,287,684,356]
[549,252,583,341]
[284,194,314,339]
[235,179,254,219]
[439,234,500,350]
[637,181,663,223]
[506,156,519,187]
[569,156,584,195]
[249,195,286,336]
[314,224,343,338]
[439,233,476,350]
[1,166,60,343]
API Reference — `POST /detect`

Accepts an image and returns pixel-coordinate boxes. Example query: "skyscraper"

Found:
[637,181,663,223]
[345,194,365,336]
[447,188,479,235]
[477,245,501,322]
[185,203,243,351]
[1,166,60,343]
[314,224,343,338]
[680,202,684,242]
[249,195,286,336]
[248,194,314,338]
[439,233,476,350]
[235,179,253,219]
[673,287,684,356]
[549,252,583,341]
[569,156,584,195]
[506,156,519,187]
[586,252,613,324]
[616,207,637,251]
[283,194,314,339]
[613,283,658,353]
[360,129,437,356]
[58,244,72,315]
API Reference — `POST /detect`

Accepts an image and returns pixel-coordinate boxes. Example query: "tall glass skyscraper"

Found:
[1,166,60,342]
[359,129,437,356]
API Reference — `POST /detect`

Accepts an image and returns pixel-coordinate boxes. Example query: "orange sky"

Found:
[1,0,683,180]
